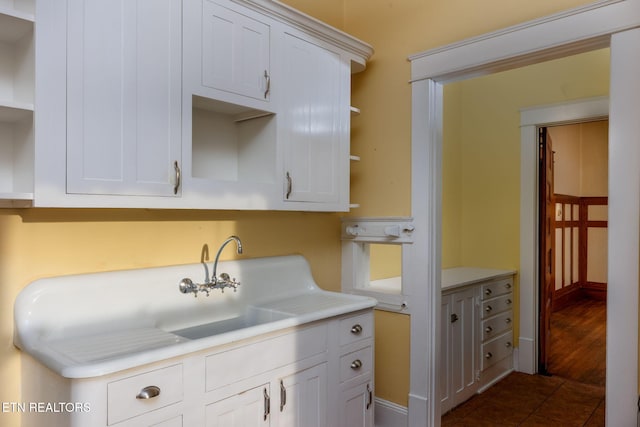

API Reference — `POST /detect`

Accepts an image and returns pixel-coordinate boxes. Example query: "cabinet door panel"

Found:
[66,0,181,196]
[279,363,327,427]
[339,382,373,427]
[206,384,270,427]
[451,287,479,406]
[202,0,270,101]
[281,33,345,204]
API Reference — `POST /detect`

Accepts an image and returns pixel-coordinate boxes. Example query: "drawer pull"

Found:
[366,383,373,410]
[485,352,493,359]
[485,326,493,334]
[136,385,161,400]
[485,288,492,296]
[351,359,363,370]
[505,342,512,348]
[351,324,363,334]
[263,388,270,421]
[506,317,512,324]
[506,299,512,305]
[505,283,512,289]
[485,305,492,313]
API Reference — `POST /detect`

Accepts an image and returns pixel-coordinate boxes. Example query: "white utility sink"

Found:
[14,255,376,378]
[169,306,292,340]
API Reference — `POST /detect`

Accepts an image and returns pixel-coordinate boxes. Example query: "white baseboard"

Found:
[375,398,408,427]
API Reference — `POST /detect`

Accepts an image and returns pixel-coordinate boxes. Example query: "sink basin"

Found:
[169,306,293,340]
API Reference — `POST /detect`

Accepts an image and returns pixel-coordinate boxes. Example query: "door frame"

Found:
[407,1,640,426]
[519,97,609,377]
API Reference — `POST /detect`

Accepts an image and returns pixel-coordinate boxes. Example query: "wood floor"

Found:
[442,298,606,426]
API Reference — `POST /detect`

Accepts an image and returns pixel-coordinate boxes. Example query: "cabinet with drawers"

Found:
[440,268,516,413]
[479,277,515,389]
[21,309,374,427]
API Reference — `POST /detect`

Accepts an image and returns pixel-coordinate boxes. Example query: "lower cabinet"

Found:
[440,269,515,414]
[21,310,373,427]
[339,381,374,427]
[207,363,328,426]
[440,286,479,414]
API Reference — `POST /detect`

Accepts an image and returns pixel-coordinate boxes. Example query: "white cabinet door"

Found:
[280,32,348,206]
[441,286,480,412]
[201,0,270,102]
[278,364,327,427]
[206,384,271,426]
[451,286,479,406]
[66,0,182,197]
[338,381,373,427]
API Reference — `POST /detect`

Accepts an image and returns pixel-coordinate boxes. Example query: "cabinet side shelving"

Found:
[0,4,35,205]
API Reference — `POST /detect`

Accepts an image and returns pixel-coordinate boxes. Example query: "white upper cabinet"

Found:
[202,0,271,103]
[26,0,372,209]
[280,32,348,208]
[65,0,182,197]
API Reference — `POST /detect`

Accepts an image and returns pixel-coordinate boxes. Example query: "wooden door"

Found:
[538,127,555,374]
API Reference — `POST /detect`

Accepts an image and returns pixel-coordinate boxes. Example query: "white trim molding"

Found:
[408,1,640,426]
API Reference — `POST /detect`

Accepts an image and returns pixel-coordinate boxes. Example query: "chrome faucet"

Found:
[178,235,243,297]
[211,235,242,290]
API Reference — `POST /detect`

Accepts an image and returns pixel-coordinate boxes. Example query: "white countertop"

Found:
[441,267,516,291]
[14,255,376,379]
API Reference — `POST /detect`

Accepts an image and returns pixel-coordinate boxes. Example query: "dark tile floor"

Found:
[441,372,604,426]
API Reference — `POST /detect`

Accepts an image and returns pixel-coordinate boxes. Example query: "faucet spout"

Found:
[211,235,243,287]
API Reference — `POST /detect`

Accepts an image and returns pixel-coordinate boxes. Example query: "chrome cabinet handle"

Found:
[285,172,292,199]
[506,317,512,324]
[264,69,270,99]
[505,282,512,289]
[485,305,492,313]
[485,326,493,334]
[366,383,373,410]
[451,313,459,323]
[485,352,493,359]
[263,388,270,421]
[280,380,286,412]
[505,342,512,348]
[485,288,492,296]
[506,299,512,305]
[136,385,160,400]
[173,161,181,195]
[351,359,363,370]
[351,324,363,334]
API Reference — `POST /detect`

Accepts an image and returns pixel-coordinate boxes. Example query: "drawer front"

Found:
[206,323,327,391]
[339,311,374,347]
[481,310,513,341]
[340,346,373,383]
[107,364,183,425]
[481,278,514,300]
[481,294,514,318]
[481,332,513,371]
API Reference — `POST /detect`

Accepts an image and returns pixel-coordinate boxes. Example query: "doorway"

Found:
[538,120,608,385]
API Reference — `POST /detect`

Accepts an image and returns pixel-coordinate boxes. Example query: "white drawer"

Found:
[481,294,514,318]
[340,346,373,383]
[481,278,514,300]
[481,310,513,341]
[107,364,183,425]
[481,332,513,371]
[206,323,327,391]
[339,311,374,347]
